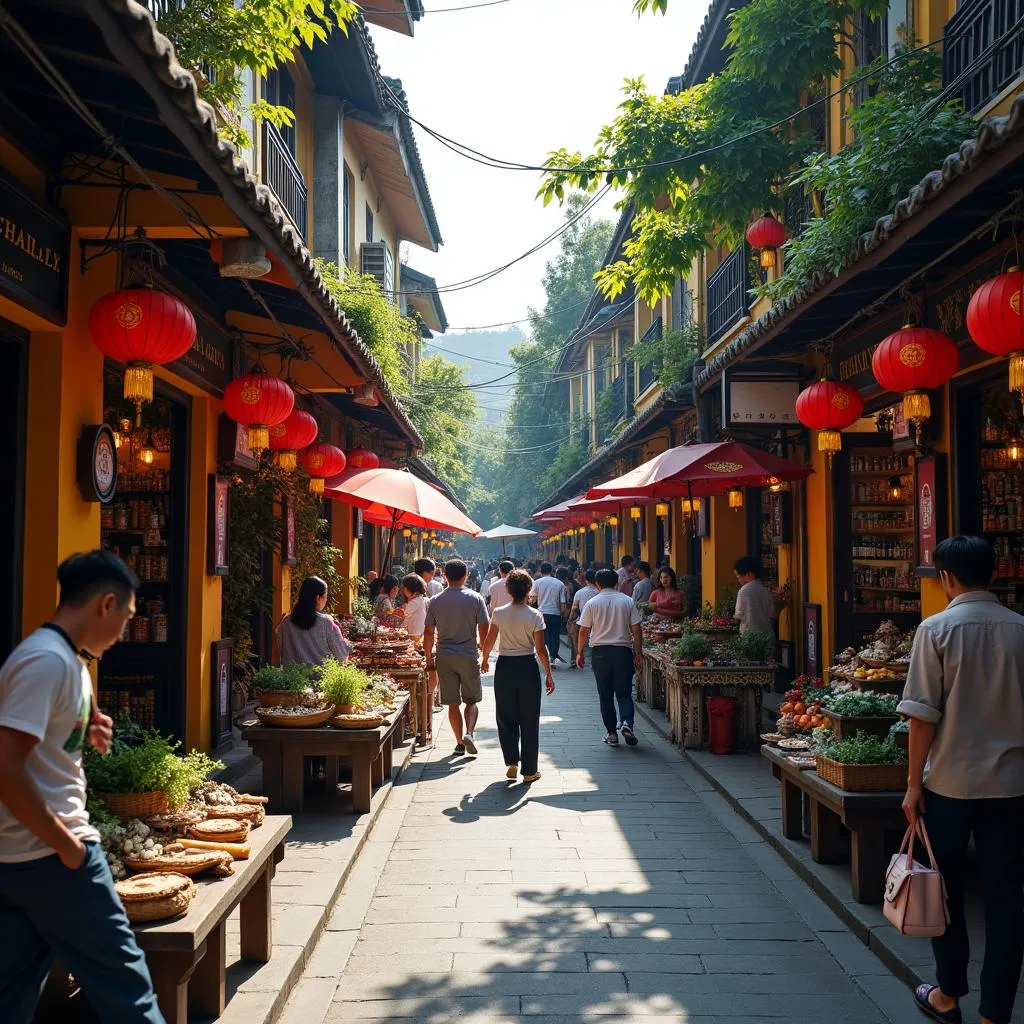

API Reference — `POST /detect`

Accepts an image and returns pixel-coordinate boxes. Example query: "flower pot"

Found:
[256,689,302,708]
[335,703,356,715]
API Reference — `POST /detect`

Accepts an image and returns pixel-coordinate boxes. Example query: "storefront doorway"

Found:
[0,320,26,662]
[98,368,189,738]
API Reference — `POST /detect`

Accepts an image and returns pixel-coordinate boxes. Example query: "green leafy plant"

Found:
[163,751,225,810]
[817,731,906,765]
[318,657,369,706]
[729,629,776,664]
[251,663,314,694]
[675,631,712,663]
[630,321,702,392]
[824,690,899,717]
[715,583,739,618]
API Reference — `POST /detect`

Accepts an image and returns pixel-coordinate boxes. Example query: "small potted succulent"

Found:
[728,629,776,665]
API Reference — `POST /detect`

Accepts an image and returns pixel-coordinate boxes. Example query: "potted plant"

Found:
[890,718,909,753]
[675,630,712,666]
[250,663,314,708]
[814,732,906,792]
[85,717,223,818]
[728,629,776,665]
[823,690,900,740]
[318,657,369,713]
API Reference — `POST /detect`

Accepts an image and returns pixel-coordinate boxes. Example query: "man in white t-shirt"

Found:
[733,556,776,636]
[485,560,515,612]
[0,551,163,1022]
[531,562,568,666]
[578,568,643,747]
[415,557,445,598]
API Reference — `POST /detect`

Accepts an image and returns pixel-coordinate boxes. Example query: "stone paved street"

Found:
[279,663,906,1024]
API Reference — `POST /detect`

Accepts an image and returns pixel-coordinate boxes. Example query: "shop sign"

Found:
[835,308,907,390]
[914,453,948,578]
[723,375,800,427]
[168,313,234,396]
[210,637,234,750]
[217,413,258,470]
[76,424,118,504]
[354,508,364,540]
[207,474,230,576]
[0,172,70,325]
[282,493,297,565]
[769,490,792,545]
[802,603,822,679]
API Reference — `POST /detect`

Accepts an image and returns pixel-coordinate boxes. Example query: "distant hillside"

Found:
[422,328,525,424]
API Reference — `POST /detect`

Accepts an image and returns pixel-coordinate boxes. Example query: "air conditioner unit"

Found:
[360,241,395,296]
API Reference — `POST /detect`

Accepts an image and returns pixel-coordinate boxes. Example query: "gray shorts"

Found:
[436,653,482,706]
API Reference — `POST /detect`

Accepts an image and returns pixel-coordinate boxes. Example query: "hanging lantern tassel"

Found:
[224,371,296,457]
[299,443,347,495]
[794,376,863,467]
[124,364,154,425]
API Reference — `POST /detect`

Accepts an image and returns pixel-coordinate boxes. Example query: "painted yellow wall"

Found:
[701,495,746,610]
[341,133,400,275]
[804,440,836,671]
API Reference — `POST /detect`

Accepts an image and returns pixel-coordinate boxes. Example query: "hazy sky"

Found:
[369,0,705,341]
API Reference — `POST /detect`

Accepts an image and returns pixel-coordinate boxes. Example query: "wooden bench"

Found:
[762,744,905,903]
[132,814,291,1024]
[244,693,409,814]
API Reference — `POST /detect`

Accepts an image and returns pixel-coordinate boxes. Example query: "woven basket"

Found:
[188,818,250,844]
[828,710,898,741]
[256,689,303,709]
[116,872,194,923]
[123,850,232,877]
[254,704,335,728]
[815,755,906,792]
[96,791,168,819]
[332,713,385,730]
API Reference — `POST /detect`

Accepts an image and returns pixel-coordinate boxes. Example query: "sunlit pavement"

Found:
[278,658,904,1023]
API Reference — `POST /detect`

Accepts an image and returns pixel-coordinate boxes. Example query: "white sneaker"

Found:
[463,733,478,756]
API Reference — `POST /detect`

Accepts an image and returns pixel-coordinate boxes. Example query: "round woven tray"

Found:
[858,655,903,669]
[254,704,336,728]
[144,807,208,836]
[116,872,195,923]
[205,804,264,825]
[124,850,233,877]
[96,791,168,819]
[332,713,385,729]
[188,818,250,844]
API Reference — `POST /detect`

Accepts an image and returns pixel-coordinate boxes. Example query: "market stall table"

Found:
[244,693,409,814]
[386,666,430,747]
[762,744,905,903]
[133,814,291,1024]
[664,663,774,750]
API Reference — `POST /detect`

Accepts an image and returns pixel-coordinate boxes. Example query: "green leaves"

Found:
[631,323,702,392]
[824,690,900,717]
[816,731,906,765]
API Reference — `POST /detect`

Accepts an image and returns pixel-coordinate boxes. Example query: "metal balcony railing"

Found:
[707,246,752,343]
[942,0,1024,113]
[262,122,308,239]
[637,317,662,395]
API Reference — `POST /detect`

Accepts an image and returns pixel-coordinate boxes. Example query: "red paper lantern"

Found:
[89,287,197,421]
[795,377,864,462]
[300,443,346,495]
[268,409,319,471]
[745,213,788,269]
[967,268,1024,404]
[346,449,380,470]
[871,325,959,434]
[223,371,295,455]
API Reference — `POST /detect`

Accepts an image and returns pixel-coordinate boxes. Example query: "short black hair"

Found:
[506,569,533,603]
[401,573,426,598]
[540,561,553,574]
[637,560,651,577]
[444,559,468,582]
[584,569,597,583]
[57,551,139,608]
[620,555,635,567]
[498,559,514,574]
[413,558,436,577]
[595,568,619,589]
[734,556,762,578]
[934,535,995,587]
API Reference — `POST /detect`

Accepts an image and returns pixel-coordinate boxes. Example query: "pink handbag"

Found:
[883,819,949,938]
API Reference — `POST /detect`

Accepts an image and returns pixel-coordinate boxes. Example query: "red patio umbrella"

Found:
[585,441,812,500]
[532,494,587,524]
[563,493,651,526]
[325,466,481,570]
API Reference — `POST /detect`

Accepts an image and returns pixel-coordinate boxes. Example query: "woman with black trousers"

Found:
[481,569,555,783]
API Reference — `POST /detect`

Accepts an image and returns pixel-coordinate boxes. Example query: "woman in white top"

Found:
[480,569,555,783]
[400,573,429,639]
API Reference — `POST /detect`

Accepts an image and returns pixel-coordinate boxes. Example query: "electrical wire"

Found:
[443,296,591,331]
[360,0,513,12]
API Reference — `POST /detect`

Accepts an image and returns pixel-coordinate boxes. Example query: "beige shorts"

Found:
[435,653,482,706]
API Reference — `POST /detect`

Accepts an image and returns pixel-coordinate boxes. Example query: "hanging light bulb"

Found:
[888,476,903,501]
[1009,441,1024,463]
[589,522,599,532]
[655,502,670,518]
[609,515,619,527]
[629,505,642,520]
[402,528,412,538]
[728,488,744,510]
[138,443,155,466]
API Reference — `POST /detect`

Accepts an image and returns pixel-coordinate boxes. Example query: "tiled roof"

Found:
[696,93,1024,390]
[97,0,422,447]
[679,0,748,89]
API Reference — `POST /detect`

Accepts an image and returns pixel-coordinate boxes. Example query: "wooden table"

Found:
[244,694,409,814]
[132,814,291,1024]
[387,666,430,747]
[641,651,668,711]
[762,745,906,903]
[664,663,773,750]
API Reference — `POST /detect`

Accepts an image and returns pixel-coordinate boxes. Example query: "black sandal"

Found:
[914,984,962,1024]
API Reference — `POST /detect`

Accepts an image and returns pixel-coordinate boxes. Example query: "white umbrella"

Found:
[478,523,538,555]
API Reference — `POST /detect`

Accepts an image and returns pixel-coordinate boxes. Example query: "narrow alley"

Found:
[277,667,905,1024]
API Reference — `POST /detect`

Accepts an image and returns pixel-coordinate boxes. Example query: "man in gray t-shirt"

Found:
[424,559,489,757]
[733,556,775,636]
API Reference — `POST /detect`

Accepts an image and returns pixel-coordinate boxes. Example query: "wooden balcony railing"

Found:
[262,122,308,239]
[942,0,1024,113]
[707,246,752,343]
[637,317,662,395]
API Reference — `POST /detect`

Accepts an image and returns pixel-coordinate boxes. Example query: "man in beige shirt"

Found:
[899,536,1024,1024]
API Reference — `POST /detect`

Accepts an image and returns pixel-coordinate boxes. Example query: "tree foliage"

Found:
[631,321,703,391]
[539,0,898,303]
[157,0,358,147]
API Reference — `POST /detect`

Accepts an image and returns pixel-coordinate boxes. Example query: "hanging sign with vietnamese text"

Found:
[0,172,70,325]
[915,453,948,578]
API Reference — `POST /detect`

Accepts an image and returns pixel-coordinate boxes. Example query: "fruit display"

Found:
[776,676,834,734]
[827,620,913,690]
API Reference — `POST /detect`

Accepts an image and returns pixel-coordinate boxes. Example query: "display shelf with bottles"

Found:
[849,450,919,617]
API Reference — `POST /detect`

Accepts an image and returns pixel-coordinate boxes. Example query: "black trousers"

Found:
[591,646,635,733]
[494,654,542,774]
[922,789,1024,1024]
